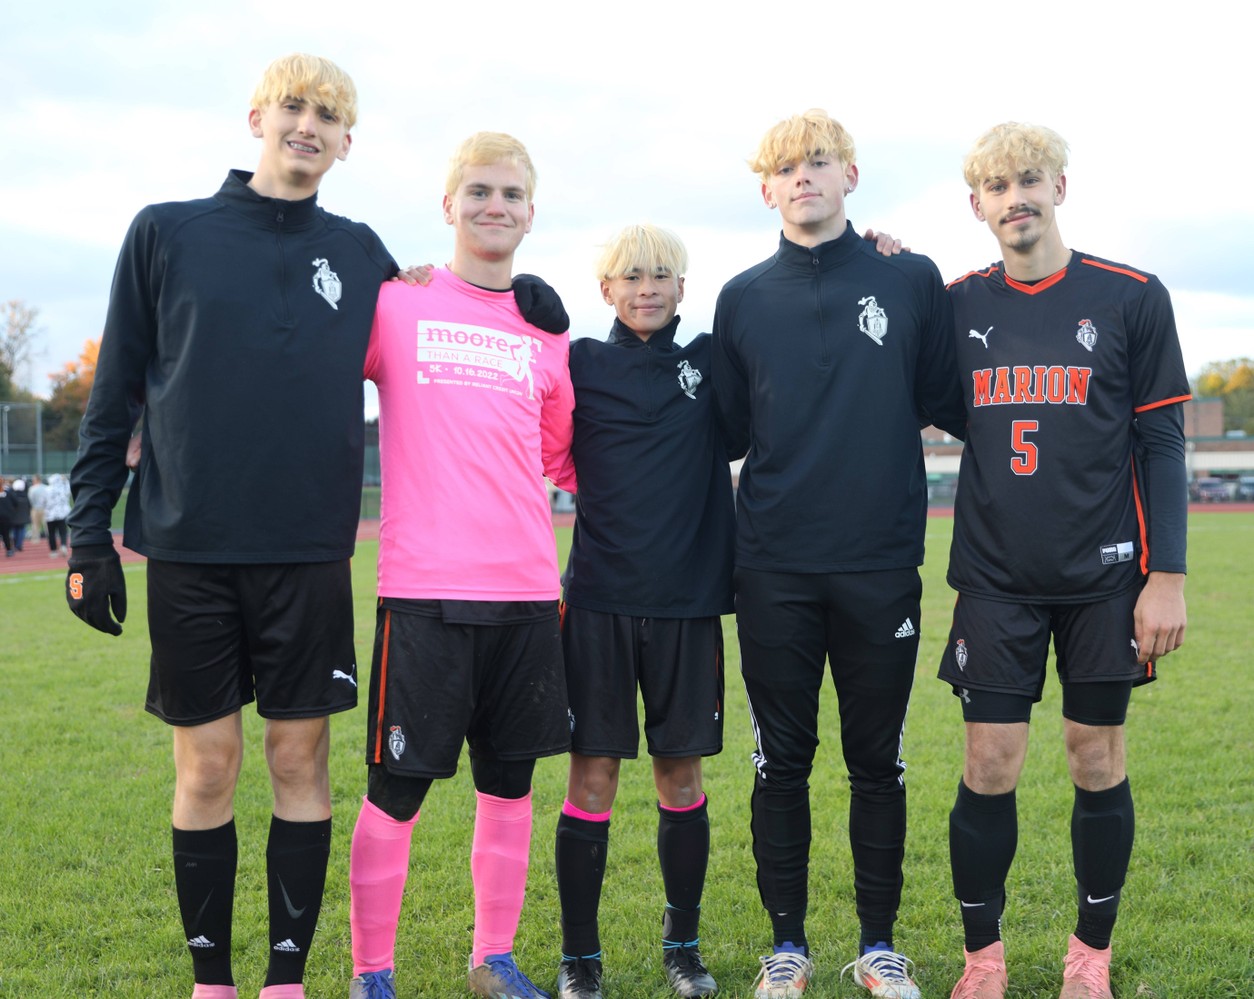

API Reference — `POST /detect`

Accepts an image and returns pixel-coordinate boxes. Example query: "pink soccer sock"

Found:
[258,986,304,999]
[471,790,533,965]
[349,796,418,975]
[191,987,237,999]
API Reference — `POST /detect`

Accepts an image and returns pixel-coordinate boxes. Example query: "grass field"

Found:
[1,514,1250,997]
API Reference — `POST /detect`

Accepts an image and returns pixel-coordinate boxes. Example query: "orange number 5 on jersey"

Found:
[1011,420,1039,476]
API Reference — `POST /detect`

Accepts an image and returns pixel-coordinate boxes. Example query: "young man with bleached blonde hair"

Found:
[940,122,1189,999]
[552,224,735,999]
[346,131,574,999]
[445,131,539,200]
[67,53,397,999]
[712,109,966,999]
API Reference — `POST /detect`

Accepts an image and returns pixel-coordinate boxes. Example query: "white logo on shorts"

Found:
[955,639,969,672]
[332,666,357,687]
[388,725,406,761]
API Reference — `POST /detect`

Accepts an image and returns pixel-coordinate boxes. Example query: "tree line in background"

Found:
[4,297,1253,446]
[3,299,100,452]
[1192,358,1254,436]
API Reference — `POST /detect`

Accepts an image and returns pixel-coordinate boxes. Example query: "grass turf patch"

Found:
[0,514,1249,996]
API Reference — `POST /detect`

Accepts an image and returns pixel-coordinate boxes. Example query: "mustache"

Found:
[1000,207,1041,223]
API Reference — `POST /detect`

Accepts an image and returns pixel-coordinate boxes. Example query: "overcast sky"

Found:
[5,0,1250,410]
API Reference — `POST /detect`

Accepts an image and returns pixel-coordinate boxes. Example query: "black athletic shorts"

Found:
[561,606,724,759]
[938,583,1156,705]
[145,559,358,725]
[365,602,569,778]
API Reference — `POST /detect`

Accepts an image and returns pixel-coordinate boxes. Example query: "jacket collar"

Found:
[214,169,321,230]
[607,314,681,349]
[774,221,861,271]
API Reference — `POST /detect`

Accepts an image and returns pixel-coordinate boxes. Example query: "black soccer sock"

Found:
[263,815,331,986]
[658,795,710,945]
[173,820,238,986]
[1072,778,1133,950]
[555,810,610,957]
[950,781,1017,952]
[752,781,810,950]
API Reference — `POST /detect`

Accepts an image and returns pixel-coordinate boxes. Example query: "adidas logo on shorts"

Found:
[894,618,916,638]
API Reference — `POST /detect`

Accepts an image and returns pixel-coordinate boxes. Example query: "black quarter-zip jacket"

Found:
[562,316,735,617]
[70,170,397,561]
[713,223,965,573]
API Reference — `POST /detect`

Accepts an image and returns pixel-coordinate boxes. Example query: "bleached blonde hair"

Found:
[445,132,537,200]
[749,109,857,183]
[251,53,358,129]
[596,224,689,281]
[963,122,1069,191]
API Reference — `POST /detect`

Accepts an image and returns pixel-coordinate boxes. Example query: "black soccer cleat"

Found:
[663,944,718,997]
[556,956,603,999]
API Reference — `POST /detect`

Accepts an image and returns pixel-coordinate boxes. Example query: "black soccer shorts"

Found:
[938,583,1155,710]
[365,602,569,778]
[561,606,724,759]
[145,559,358,725]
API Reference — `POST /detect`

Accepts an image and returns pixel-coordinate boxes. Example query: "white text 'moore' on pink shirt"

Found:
[366,268,576,600]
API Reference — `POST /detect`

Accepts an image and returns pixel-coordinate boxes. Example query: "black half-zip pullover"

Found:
[713,223,965,573]
[562,316,735,617]
[70,170,397,562]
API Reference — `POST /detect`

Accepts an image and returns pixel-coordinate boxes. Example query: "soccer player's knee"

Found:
[267,743,324,789]
[366,765,431,821]
[754,765,811,794]
[177,746,241,802]
[471,757,535,799]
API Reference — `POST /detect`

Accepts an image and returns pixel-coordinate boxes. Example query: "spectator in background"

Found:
[29,474,48,540]
[8,478,31,552]
[44,473,72,558]
[0,478,12,556]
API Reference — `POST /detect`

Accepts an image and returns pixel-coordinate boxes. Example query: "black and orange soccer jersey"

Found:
[946,253,1190,603]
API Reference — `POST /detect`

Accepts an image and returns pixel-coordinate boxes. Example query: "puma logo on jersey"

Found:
[1099,541,1134,565]
[969,327,992,348]
[894,617,916,638]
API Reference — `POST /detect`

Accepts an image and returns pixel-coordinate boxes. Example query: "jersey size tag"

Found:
[1099,541,1135,565]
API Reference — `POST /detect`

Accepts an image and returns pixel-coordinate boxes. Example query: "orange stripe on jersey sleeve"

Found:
[946,264,1000,291]
[1135,394,1192,414]
[1080,257,1150,283]
[371,608,392,764]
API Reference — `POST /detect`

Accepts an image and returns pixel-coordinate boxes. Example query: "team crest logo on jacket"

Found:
[954,638,968,672]
[677,359,703,399]
[1075,318,1098,352]
[312,258,342,310]
[388,724,406,761]
[858,296,888,345]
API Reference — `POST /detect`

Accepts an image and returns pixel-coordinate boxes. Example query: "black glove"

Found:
[512,273,569,334]
[66,544,127,636]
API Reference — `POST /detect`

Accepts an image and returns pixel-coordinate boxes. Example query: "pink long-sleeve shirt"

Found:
[366,269,576,600]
